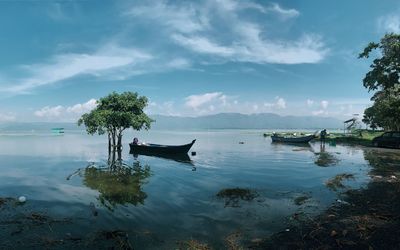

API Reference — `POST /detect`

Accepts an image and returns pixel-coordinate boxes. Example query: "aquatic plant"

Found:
[294,195,310,206]
[325,173,355,191]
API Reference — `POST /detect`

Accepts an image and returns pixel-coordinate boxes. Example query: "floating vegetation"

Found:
[294,195,310,206]
[315,152,340,167]
[325,174,355,191]
[0,197,11,207]
[177,239,211,250]
[224,231,244,250]
[91,230,133,250]
[216,188,259,207]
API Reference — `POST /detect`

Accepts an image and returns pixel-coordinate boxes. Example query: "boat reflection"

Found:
[130,149,193,164]
[271,141,313,152]
[82,151,151,209]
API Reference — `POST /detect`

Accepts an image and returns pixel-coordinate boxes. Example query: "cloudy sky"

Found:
[0,0,399,122]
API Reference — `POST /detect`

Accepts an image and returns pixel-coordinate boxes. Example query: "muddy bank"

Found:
[254,149,400,250]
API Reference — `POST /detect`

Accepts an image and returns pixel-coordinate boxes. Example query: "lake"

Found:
[0,129,395,249]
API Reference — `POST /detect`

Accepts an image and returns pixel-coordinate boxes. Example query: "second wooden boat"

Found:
[271,134,315,143]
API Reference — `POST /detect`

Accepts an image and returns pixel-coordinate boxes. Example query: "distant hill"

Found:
[0,113,343,131]
[0,122,81,132]
[150,113,342,130]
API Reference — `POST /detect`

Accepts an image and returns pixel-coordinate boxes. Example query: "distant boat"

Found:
[51,128,64,134]
[129,140,196,155]
[271,134,315,143]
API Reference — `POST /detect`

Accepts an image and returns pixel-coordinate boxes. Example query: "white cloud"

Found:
[185,92,223,109]
[321,100,329,109]
[0,113,16,122]
[34,99,98,121]
[66,99,97,114]
[264,96,286,109]
[1,44,153,94]
[268,3,300,19]
[165,58,192,69]
[378,14,400,33]
[306,99,314,107]
[126,1,208,34]
[34,105,64,118]
[312,110,326,116]
[275,97,286,109]
[128,1,328,65]
[172,34,234,57]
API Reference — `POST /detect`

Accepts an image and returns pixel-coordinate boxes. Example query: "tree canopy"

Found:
[78,92,153,149]
[359,33,400,131]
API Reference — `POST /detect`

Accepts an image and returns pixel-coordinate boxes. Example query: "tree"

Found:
[359,33,400,130]
[78,92,153,150]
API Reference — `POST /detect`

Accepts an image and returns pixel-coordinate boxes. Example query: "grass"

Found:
[324,130,383,146]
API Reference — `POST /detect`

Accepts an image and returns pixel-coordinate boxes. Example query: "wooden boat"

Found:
[271,134,315,143]
[129,139,196,155]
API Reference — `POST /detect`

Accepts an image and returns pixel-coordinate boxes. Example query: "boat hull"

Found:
[271,135,315,143]
[129,139,196,155]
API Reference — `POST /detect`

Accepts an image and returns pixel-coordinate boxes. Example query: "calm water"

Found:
[0,129,395,249]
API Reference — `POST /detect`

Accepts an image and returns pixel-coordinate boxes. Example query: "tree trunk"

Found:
[108,132,112,154]
[112,129,116,148]
[117,148,122,161]
[117,131,123,149]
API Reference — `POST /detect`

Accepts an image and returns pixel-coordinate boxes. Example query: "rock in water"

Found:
[18,196,26,203]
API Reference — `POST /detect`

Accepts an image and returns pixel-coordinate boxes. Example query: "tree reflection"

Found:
[363,149,400,177]
[83,150,151,209]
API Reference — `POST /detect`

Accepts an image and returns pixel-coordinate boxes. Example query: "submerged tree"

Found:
[359,33,400,130]
[78,92,153,150]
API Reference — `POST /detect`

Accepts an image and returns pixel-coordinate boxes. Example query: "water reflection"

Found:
[82,150,151,209]
[314,143,340,167]
[130,150,193,165]
[363,149,400,177]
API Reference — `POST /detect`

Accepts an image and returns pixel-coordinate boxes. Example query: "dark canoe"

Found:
[129,139,196,155]
[271,134,315,143]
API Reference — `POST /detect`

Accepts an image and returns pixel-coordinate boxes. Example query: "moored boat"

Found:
[271,134,315,143]
[129,139,196,155]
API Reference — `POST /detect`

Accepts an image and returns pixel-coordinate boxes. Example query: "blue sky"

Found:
[0,0,399,122]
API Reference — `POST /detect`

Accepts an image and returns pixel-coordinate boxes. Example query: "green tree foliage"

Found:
[359,33,400,130]
[78,92,153,149]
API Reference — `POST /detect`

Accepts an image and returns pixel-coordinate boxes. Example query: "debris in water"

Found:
[178,239,210,250]
[18,196,26,203]
[336,199,350,205]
